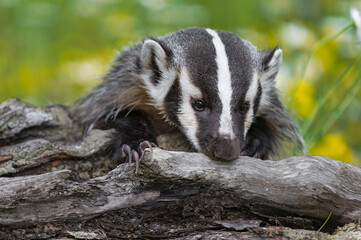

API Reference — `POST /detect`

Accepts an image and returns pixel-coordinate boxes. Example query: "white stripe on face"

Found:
[178,67,202,151]
[244,71,259,137]
[206,29,234,139]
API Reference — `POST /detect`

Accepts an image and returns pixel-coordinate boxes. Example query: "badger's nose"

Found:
[210,135,240,161]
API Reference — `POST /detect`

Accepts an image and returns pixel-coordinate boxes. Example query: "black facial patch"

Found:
[164,75,182,127]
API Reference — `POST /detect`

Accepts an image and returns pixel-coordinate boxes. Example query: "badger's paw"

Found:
[118,141,157,174]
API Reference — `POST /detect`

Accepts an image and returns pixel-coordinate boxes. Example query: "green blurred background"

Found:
[1,0,361,165]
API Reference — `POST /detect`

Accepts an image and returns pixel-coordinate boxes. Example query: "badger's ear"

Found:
[260,47,282,81]
[140,39,171,85]
[140,39,176,108]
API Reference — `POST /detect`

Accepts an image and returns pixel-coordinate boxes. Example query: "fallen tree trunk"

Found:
[0,98,360,239]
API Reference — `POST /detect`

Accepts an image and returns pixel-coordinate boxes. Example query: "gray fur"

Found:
[72,27,304,160]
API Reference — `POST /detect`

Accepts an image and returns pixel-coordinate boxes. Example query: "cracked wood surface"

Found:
[1,148,360,229]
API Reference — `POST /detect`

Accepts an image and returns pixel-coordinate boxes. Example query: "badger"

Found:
[73,27,304,165]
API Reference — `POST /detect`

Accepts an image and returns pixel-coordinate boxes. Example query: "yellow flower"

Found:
[310,133,359,165]
[292,80,316,118]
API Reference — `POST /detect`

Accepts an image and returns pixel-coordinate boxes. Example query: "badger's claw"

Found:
[120,144,132,160]
[120,141,157,174]
[138,140,157,157]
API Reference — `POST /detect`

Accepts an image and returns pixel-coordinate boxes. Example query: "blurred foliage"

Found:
[0,0,360,165]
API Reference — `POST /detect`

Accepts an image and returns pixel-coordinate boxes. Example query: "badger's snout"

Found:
[202,134,241,161]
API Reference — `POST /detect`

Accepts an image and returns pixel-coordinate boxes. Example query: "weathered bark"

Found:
[0,98,360,239]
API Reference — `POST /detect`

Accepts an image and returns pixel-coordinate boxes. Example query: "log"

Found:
[1,148,360,227]
[0,97,361,239]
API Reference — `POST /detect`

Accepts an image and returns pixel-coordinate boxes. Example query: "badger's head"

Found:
[139,27,282,161]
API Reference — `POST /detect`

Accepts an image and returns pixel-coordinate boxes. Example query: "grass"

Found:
[318,212,332,232]
[296,19,361,152]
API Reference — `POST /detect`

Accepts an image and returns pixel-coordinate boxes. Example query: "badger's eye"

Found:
[193,100,205,111]
[240,102,249,113]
